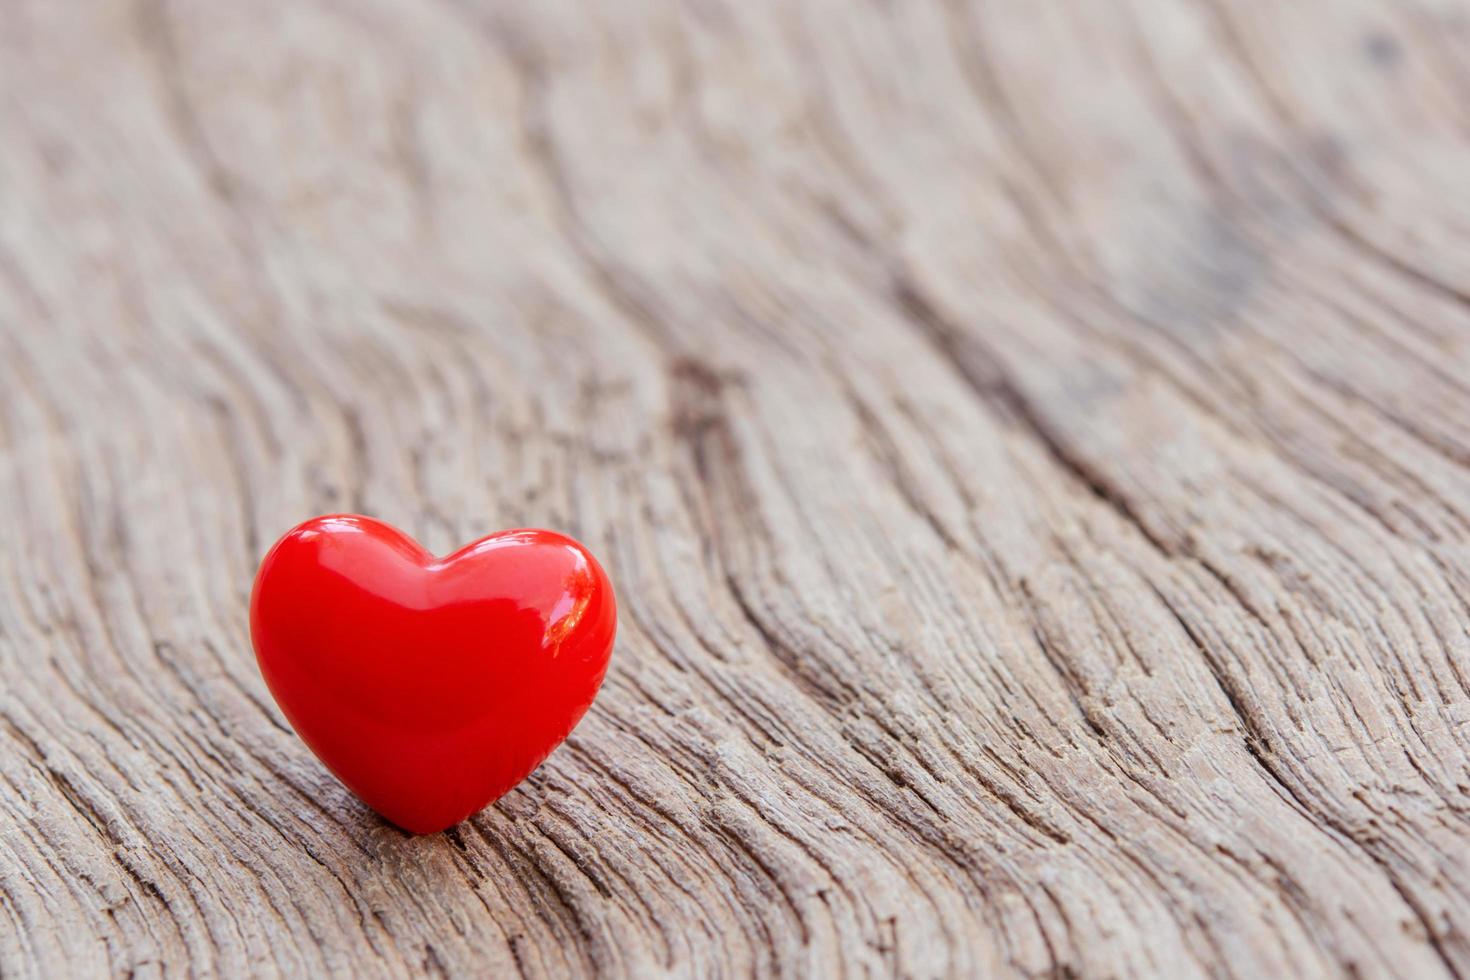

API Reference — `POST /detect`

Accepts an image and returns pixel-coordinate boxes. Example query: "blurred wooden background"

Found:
[4,0,1470,976]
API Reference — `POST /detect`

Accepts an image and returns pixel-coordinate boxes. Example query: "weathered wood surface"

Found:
[3,0,1470,976]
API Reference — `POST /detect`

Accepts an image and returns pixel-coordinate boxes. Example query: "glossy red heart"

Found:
[249,515,616,834]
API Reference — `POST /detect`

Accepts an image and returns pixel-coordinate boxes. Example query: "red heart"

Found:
[249,515,616,834]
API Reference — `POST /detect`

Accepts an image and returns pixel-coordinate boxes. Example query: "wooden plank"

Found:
[2,0,1469,975]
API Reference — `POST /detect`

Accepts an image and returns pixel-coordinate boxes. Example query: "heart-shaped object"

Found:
[249,515,616,834]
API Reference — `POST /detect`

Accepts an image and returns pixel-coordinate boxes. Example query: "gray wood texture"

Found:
[4,0,1470,976]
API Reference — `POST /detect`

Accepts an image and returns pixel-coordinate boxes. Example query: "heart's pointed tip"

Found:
[383,805,487,837]
[393,819,458,837]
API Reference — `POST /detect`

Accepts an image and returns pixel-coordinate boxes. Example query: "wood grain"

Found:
[3,0,1470,975]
